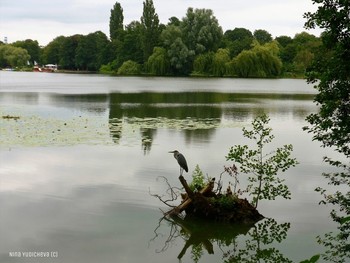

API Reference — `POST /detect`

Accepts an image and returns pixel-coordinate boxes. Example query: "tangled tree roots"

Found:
[162,176,264,225]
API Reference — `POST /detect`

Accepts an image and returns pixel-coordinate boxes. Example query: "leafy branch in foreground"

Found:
[304,1,350,261]
[226,114,298,208]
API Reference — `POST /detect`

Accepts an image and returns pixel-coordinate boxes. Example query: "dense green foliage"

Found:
[12,39,41,64]
[75,31,111,71]
[229,41,282,77]
[223,27,254,57]
[0,45,30,68]
[146,47,169,75]
[226,114,298,208]
[117,60,141,75]
[0,0,321,77]
[181,8,223,56]
[304,0,350,262]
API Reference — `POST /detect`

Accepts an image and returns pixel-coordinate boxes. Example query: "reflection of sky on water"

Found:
[0,73,337,262]
[0,125,336,262]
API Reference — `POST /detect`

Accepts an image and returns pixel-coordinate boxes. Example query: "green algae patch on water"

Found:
[1,108,240,148]
[0,109,112,147]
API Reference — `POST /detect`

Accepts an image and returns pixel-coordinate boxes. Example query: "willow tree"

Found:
[193,52,214,75]
[117,60,141,75]
[0,45,30,68]
[146,47,169,75]
[193,48,229,76]
[140,0,160,61]
[231,41,282,77]
[212,48,230,76]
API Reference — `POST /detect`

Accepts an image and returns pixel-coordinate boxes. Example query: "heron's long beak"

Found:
[168,151,175,153]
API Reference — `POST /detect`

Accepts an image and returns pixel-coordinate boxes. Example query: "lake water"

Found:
[0,72,341,263]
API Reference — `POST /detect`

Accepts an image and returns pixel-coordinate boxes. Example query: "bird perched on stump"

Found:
[169,150,188,176]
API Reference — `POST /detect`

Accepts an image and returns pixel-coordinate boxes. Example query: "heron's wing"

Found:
[177,154,188,173]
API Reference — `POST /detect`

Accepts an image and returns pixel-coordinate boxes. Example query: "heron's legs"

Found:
[180,167,183,176]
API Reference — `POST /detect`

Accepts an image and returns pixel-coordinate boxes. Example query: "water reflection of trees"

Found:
[108,91,314,150]
[108,92,224,148]
[40,92,315,149]
[15,92,315,150]
[151,216,291,263]
[224,218,292,263]
[315,166,350,263]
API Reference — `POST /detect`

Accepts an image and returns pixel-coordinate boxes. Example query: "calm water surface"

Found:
[0,72,340,262]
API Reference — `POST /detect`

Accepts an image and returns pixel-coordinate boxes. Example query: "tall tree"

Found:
[304,1,350,261]
[140,0,160,61]
[109,2,124,41]
[181,8,223,55]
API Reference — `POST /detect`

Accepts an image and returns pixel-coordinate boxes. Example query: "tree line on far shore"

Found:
[0,0,321,78]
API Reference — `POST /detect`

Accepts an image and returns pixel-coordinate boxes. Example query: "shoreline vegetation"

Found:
[0,1,320,79]
[3,67,306,80]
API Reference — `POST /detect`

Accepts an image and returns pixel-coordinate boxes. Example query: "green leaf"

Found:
[340,216,350,225]
[300,254,320,263]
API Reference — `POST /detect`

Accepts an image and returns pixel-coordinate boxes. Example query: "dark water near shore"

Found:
[0,72,340,262]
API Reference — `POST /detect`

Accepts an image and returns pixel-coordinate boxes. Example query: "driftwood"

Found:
[165,175,264,225]
[165,175,214,216]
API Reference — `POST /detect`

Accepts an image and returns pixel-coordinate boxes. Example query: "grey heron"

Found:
[169,150,188,176]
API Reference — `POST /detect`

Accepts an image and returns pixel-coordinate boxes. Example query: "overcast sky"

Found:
[0,0,321,46]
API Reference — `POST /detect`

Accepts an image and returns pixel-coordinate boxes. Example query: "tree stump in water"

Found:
[166,175,264,225]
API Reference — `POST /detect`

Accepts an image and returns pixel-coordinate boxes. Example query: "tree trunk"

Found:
[166,175,214,216]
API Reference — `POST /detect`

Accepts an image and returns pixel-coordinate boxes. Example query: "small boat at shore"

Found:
[33,64,58,72]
